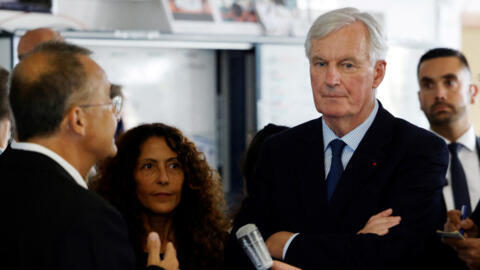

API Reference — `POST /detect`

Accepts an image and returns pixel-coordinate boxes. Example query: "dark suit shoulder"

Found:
[0,149,135,270]
[263,117,320,149]
[390,116,446,151]
[0,149,118,214]
[55,174,118,216]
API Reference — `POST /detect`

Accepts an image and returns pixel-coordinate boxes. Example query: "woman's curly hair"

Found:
[91,123,230,270]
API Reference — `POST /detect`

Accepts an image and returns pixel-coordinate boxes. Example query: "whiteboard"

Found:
[256,43,319,129]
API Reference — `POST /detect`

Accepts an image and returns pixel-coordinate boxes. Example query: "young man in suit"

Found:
[226,7,448,269]
[417,48,480,269]
[0,42,175,270]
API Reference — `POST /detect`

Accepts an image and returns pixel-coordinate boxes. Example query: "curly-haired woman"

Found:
[91,123,230,270]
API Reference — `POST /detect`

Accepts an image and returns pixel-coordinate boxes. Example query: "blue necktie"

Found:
[448,143,471,215]
[326,139,346,202]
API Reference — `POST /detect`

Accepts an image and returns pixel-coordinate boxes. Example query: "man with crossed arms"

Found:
[227,7,448,270]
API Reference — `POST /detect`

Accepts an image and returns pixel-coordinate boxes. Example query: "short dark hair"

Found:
[9,41,92,141]
[417,48,470,77]
[110,83,123,99]
[0,67,9,120]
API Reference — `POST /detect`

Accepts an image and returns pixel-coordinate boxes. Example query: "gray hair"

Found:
[305,7,387,65]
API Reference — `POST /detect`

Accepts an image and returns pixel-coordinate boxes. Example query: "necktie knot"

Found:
[448,142,461,154]
[329,139,346,158]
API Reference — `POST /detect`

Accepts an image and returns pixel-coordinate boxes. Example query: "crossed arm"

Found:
[258,139,446,269]
[266,208,402,259]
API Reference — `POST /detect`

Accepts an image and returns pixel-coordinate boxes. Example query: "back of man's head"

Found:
[10,42,92,141]
[417,48,470,77]
[17,28,64,61]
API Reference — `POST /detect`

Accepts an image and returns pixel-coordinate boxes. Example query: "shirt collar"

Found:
[323,99,379,151]
[10,140,88,189]
[432,125,476,152]
[457,126,476,151]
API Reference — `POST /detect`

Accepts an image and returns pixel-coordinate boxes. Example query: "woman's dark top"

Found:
[146,266,165,270]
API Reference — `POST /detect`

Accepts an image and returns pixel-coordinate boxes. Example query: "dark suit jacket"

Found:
[441,136,480,217]
[0,148,136,270]
[425,137,480,270]
[464,137,480,220]
[226,104,448,270]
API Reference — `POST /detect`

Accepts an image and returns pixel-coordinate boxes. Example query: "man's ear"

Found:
[372,60,387,89]
[469,84,478,105]
[65,106,87,136]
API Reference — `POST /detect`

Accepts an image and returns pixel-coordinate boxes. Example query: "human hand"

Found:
[266,231,294,259]
[444,210,477,237]
[357,208,401,236]
[272,260,302,270]
[452,238,480,270]
[146,231,179,270]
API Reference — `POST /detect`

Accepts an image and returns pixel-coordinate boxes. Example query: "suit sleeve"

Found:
[57,200,136,270]
[283,134,448,269]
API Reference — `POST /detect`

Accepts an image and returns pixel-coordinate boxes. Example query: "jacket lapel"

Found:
[471,137,480,215]
[328,105,394,224]
[298,118,329,223]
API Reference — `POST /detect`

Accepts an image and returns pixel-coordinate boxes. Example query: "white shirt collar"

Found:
[322,99,379,151]
[432,125,476,152]
[456,126,476,151]
[10,140,88,189]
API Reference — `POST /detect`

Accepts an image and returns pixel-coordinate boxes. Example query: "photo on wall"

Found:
[219,0,258,23]
[255,0,297,35]
[168,0,214,21]
[161,0,262,35]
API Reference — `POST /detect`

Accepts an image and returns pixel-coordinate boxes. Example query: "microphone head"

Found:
[236,223,258,239]
[235,223,273,270]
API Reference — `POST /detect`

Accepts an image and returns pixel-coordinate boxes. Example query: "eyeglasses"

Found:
[79,96,123,119]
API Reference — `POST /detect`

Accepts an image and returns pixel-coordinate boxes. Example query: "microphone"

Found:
[236,224,273,270]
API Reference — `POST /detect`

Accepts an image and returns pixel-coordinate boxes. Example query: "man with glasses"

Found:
[0,42,174,270]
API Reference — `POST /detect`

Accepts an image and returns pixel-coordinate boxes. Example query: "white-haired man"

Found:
[226,7,448,270]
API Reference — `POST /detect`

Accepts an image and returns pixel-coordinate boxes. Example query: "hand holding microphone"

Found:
[236,224,302,270]
[236,224,274,270]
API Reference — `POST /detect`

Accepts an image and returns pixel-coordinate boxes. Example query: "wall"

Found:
[0,10,82,31]
[462,19,480,135]
[0,0,477,130]
[0,0,468,35]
